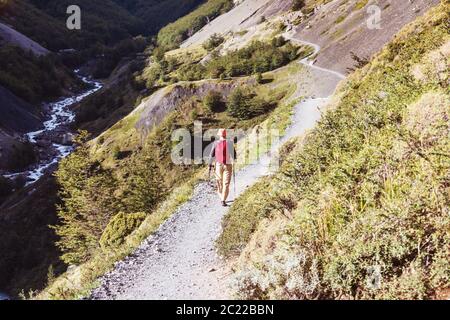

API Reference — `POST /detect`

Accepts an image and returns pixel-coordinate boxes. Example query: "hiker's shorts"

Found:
[215,163,233,201]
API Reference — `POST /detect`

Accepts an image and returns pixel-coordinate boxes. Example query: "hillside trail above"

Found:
[90,35,345,300]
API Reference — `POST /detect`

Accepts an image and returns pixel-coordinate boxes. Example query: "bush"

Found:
[226,87,270,120]
[219,3,450,299]
[203,90,223,113]
[100,212,147,249]
[291,0,305,11]
[202,33,225,51]
[206,40,299,78]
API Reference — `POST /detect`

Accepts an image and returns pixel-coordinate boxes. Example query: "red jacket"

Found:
[209,139,236,165]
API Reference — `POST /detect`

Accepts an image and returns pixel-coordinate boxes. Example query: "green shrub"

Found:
[203,90,223,113]
[206,40,300,78]
[202,33,225,51]
[354,0,369,10]
[100,212,147,249]
[335,15,345,24]
[226,87,271,120]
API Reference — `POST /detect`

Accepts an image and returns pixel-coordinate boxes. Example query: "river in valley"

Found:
[3,70,102,185]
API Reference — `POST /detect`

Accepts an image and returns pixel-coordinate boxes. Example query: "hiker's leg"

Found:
[222,164,232,202]
[215,164,223,197]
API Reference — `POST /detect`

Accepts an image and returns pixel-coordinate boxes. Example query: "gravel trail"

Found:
[90,34,344,300]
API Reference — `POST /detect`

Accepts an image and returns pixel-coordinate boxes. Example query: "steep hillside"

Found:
[0,22,49,55]
[218,1,449,299]
[1,0,142,51]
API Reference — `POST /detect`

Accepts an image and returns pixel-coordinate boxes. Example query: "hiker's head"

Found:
[217,129,227,139]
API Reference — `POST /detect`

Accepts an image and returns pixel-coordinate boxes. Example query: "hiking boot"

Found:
[222,201,228,207]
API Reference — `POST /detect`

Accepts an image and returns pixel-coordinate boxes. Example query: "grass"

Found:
[157,0,233,50]
[37,175,199,300]
[218,2,450,300]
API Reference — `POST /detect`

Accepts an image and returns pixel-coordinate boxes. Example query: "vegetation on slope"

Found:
[144,36,310,88]
[157,0,234,51]
[0,45,78,103]
[112,0,205,35]
[218,2,449,299]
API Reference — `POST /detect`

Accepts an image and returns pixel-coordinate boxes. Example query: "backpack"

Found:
[215,140,231,164]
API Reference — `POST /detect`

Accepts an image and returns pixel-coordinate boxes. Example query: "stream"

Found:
[3,70,102,185]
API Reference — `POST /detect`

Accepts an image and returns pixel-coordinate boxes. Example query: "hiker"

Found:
[209,129,236,207]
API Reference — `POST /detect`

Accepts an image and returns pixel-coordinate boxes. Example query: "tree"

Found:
[121,148,165,213]
[202,33,225,51]
[54,131,123,264]
[227,87,270,120]
[203,90,223,113]
[291,0,306,11]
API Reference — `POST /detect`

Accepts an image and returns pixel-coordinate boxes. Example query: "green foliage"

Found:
[176,63,207,82]
[291,0,305,11]
[100,212,147,249]
[335,15,346,24]
[0,45,74,103]
[271,36,287,48]
[202,33,225,51]
[149,39,306,86]
[206,40,300,78]
[203,90,223,113]
[227,87,271,120]
[157,0,233,50]
[219,3,450,299]
[112,0,205,35]
[54,131,122,264]
[54,129,166,265]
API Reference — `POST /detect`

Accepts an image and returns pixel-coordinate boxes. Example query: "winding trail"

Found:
[90,35,345,300]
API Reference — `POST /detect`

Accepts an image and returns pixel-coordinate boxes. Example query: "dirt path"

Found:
[90,35,344,300]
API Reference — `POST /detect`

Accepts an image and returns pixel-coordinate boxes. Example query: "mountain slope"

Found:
[34,0,447,301]
[218,1,449,299]
[292,0,441,74]
[112,0,205,35]
[0,22,49,55]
